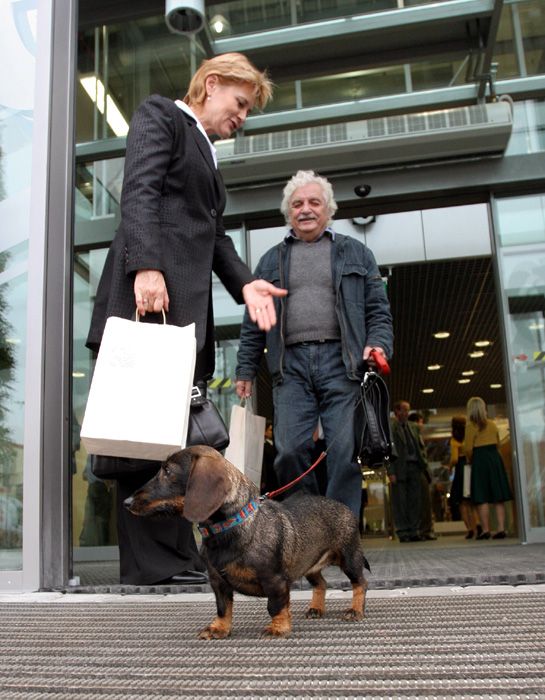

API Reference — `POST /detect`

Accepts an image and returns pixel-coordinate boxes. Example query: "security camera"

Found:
[352,216,376,226]
[354,184,372,198]
[165,0,205,34]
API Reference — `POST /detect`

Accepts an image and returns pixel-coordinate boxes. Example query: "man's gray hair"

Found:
[280,170,338,226]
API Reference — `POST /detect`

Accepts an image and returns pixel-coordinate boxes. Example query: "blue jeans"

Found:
[272,341,362,516]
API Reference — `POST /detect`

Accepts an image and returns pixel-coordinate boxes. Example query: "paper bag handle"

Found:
[135,309,167,323]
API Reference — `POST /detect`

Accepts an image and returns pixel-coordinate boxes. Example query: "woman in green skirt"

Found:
[464,397,512,540]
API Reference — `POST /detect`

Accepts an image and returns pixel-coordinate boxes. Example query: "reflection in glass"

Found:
[0,253,23,561]
[72,249,117,548]
[497,195,545,530]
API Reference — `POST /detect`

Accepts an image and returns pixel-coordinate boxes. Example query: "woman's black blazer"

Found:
[86,95,253,376]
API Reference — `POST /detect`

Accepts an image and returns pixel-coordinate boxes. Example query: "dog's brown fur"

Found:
[125,445,369,638]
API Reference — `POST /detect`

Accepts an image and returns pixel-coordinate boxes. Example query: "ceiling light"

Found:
[474,340,491,347]
[490,383,502,389]
[461,370,475,376]
[529,321,544,331]
[469,351,485,358]
[5,337,21,344]
[422,388,434,394]
[427,364,442,371]
[433,331,450,339]
[80,76,129,137]
[458,378,471,384]
[72,371,86,378]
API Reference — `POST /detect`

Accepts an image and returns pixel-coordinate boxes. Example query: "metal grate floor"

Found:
[0,590,544,698]
[72,541,545,594]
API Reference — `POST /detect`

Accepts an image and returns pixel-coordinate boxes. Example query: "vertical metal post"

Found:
[40,0,78,589]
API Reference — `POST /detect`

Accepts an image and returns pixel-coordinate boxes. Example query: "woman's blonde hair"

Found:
[184,53,272,110]
[280,170,338,226]
[466,396,488,431]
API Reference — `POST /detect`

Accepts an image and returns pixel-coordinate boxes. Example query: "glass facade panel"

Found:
[518,0,545,77]
[76,0,545,143]
[301,67,406,106]
[207,0,464,37]
[72,248,117,548]
[496,194,545,531]
[0,0,37,570]
[505,99,545,157]
[77,19,203,144]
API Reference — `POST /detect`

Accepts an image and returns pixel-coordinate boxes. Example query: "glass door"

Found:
[495,194,545,542]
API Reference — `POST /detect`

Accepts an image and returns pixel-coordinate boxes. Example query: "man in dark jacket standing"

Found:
[389,400,430,541]
[235,170,393,516]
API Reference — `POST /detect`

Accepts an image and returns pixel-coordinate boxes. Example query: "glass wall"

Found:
[76,0,545,146]
[496,193,545,538]
[0,0,38,570]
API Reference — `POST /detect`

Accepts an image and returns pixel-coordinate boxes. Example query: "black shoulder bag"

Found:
[355,369,394,468]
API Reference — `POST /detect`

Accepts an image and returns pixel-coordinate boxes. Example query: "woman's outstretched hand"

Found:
[242,280,288,332]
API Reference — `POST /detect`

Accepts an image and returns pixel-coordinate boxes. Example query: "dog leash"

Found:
[261,350,390,501]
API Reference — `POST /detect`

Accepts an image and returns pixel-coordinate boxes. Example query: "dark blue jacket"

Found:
[235,232,393,385]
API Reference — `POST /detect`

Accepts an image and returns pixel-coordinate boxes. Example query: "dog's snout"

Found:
[123,496,134,510]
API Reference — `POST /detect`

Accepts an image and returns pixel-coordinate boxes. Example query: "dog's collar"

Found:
[198,499,261,539]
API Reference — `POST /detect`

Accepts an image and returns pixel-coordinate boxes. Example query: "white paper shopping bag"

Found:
[81,317,196,461]
[224,403,266,486]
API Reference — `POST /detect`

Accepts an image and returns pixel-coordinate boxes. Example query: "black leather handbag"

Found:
[186,386,230,451]
[355,370,394,468]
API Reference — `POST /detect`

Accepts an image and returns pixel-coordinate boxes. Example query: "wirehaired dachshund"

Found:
[124,445,370,638]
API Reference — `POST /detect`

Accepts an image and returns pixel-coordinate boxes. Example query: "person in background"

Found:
[408,410,437,541]
[235,170,393,517]
[448,415,481,539]
[261,421,279,494]
[389,400,426,542]
[86,53,286,586]
[464,397,512,540]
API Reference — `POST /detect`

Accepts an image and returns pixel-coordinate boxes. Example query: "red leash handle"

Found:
[263,451,327,500]
[369,348,390,375]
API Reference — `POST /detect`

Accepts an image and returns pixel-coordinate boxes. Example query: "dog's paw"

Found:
[198,625,231,640]
[305,607,324,619]
[342,608,364,622]
[263,623,291,638]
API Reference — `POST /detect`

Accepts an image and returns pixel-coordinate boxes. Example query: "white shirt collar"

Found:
[175,99,217,168]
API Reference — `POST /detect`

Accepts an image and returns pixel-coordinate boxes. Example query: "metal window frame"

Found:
[490,194,545,543]
[1,0,79,592]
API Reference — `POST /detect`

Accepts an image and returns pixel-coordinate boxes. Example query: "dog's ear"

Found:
[183,451,230,522]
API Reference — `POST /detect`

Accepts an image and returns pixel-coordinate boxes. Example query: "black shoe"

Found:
[476,524,483,537]
[409,535,423,542]
[399,536,411,543]
[492,531,506,540]
[465,530,474,539]
[156,570,208,585]
[476,531,491,540]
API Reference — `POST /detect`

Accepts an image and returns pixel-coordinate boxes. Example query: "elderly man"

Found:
[235,170,393,516]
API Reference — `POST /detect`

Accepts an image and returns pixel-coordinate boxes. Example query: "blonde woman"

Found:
[87,53,286,586]
[464,397,512,540]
